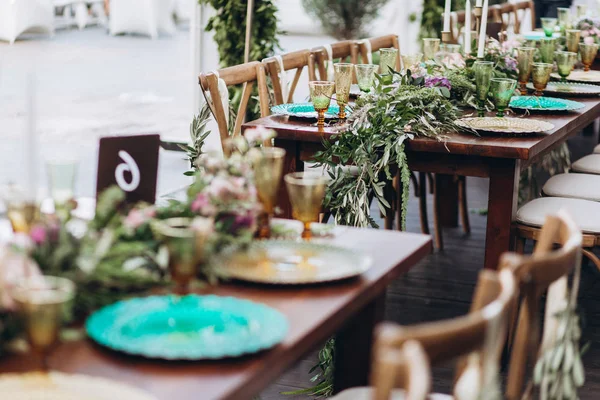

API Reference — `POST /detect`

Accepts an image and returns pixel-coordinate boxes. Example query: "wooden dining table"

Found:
[0,226,431,400]
[243,97,600,270]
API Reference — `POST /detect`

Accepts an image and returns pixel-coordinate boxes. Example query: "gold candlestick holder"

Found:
[473,6,482,36]
[441,31,452,44]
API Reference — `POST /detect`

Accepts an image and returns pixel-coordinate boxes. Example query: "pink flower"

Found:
[0,245,42,310]
[582,30,590,37]
[191,193,217,216]
[29,225,47,245]
[244,126,275,145]
[124,207,155,230]
[584,36,595,45]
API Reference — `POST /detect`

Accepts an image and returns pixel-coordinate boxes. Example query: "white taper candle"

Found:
[443,0,452,32]
[465,0,472,54]
[477,0,488,58]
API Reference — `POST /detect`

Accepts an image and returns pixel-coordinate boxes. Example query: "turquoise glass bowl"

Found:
[86,295,288,360]
[271,103,348,119]
[509,96,585,111]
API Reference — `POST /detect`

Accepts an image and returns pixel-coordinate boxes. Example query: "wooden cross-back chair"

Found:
[504,211,582,400]
[309,40,359,82]
[356,34,401,70]
[490,3,514,33]
[262,49,311,105]
[199,61,270,154]
[512,0,535,33]
[331,267,517,400]
[450,10,468,44]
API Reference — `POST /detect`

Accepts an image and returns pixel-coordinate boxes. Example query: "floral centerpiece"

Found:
[576,16,600,44]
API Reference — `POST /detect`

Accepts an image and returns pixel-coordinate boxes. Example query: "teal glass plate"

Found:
[271,103,347,119]
[509,96,585,112]
[522,31,561,41]
[86,295,288,360]
[526,82,600,97]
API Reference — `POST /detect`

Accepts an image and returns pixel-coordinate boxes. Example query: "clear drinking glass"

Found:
[46,159,78,205]
[354,64,378,93]
[422,38,441,60]
[284,172,327,240]
[334,63,353,119]
[541,18,558,38]
[379,48,398,74]
[252,147,286,239]
[579,43,599,72]
[308,81,335,127]
[474,61,494,117]
[490,78,517,117]
[531,63,554,96]
[576,4,587,17]
[557,7,571,31]
[516,47,536,95]
[539,38,557,64]
[566,29,581,53]
[11,276,75,371]
[401,53,423,72]
[555,51,578,81]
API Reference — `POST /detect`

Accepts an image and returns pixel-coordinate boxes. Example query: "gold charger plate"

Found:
[0,372,156,400]
[551,70,600,83]
[455,117,554,134]
[215,240,373,284]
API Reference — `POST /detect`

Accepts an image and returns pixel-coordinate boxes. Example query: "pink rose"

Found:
[584,36,595,45]
[29,225,47,245]
[582,30,590,37]
[124,207,155,230]
[191,193,217,216]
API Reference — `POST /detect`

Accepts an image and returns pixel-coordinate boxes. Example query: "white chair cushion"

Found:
[542,173,600,201]
[594,144,600,154]
[330,387,453,400]
[571,154,600,175]
[516,197,600,234]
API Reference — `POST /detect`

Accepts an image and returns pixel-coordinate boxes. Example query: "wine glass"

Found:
[490,78,517,117]
[531,63,554,96]
[555,51,578,81]
[11,276,75,371]
[284,172,327,240]
[354,64,378,93]
[579,43,599,72]
[541,18,558,38]
[565,29,581,53]
[557,7,571,32]
[334,63,353,119]
[154,218,197,295]
[473,61,494,117]
[401,53,423,72]
[539,38,556,64]
[379,48,398,74]
[422,38,440,61]
[308,81,335,127]
[252,147,286,239]
[516,47,536,95]
[2,183,39,234]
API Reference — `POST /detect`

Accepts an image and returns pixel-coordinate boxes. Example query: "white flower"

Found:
[244,126,276,145]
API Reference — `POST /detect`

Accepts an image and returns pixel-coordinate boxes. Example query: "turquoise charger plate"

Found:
[86,294,288,360]
[271,102,347,119]
[509,96,585,112]
[522,31,561,41]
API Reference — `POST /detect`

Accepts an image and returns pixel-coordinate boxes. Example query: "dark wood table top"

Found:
[0,226,431,400]
[244,97,600,160]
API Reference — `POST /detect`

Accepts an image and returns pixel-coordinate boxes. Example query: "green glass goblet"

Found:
[473,60,494,117]
[579,43,599,72]
[422,38,440,60]
[565,29,581,53]
[333,63,353,119]
[308,81,335,127]
[557,7,571,32]
[539,38,557,64]
[379,47,398,74]
[490,78,517,117]
[531,63,554,96]
[516,47,536,95]
[541,18,558,38]
[555,51,578,81]
[354,64,377,93]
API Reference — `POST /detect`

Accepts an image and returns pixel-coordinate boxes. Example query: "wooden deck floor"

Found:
[261,132,600,399]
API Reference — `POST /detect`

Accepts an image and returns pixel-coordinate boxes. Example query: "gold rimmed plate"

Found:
[215,240,372,284]
[551,70,600,84]
[526,81,600,97]
[455,117,554,134]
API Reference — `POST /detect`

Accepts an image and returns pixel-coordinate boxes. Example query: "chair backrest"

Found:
[511,0,535,33]
[450,10,468,45]
[199,61,270,153]
[356,34,401,69]
[374,268,516,399]
[491,3,515,32]
[309,40,359,81]
[502,211,582,400]
[370,340,431,400]
[262,49,311,105]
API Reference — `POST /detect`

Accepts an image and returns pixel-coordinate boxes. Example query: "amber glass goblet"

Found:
[490,78,517,117]
[474,60,494,117]
[379,48,398,74]
[565,29,581,53]
[541,18,558,38]
[334,63,353,119]
[539,38,557,64]
[284,172,327,240]
[555,51,578,81]
[154,218,197,295]
[516,47,536,95]
[354,64,377,93]
[531,63,554,96]
[422,38,440,60]
[2,184,39,234]
[309,81,335,127]
[579,43,599,72]
[12,276,75,371]
[252,147,286,239]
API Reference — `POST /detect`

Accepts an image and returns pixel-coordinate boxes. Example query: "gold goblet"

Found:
[2,183,40,234]
[516,47,536,95]
[401,53,423,72]
[531,63,554,96]
[12,276,75,371]
[565,29,581,53]
[284,172,327,240]
[309,81,335,127]
[379,48,398,74]
[422,38,440,61]
[252,147,286,239]
[334,63,353,119]
[154,218,197,295]
[579,43,599,72]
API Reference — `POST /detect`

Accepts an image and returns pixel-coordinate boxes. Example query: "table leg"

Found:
[484,159,520,270]
[434,174,459,228]
[333,293,386,393]
[274,139,302,219]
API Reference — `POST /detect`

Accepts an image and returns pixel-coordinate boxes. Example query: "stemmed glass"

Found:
[516,47,536,95]
[379,48,398,74]
[308,81,335,127]
[252,147,286,239]
[334,63,353,119]
[284,172,327,240]
[557,7,571,32]
[555,51,578,81]
[565,29,581,53]
[46,158,78,219]
[579,43,599,72]
[354,64,377,93]
[473,61,494,117]
[401,53,423,72]
[154,218,197,295]
[2,183,39,234]
[541,18,558,38]
[539,38,556,64]
[490,78,517,117]
[422,38,440,61]
[531,63,554,96]
[11,276,75,371]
